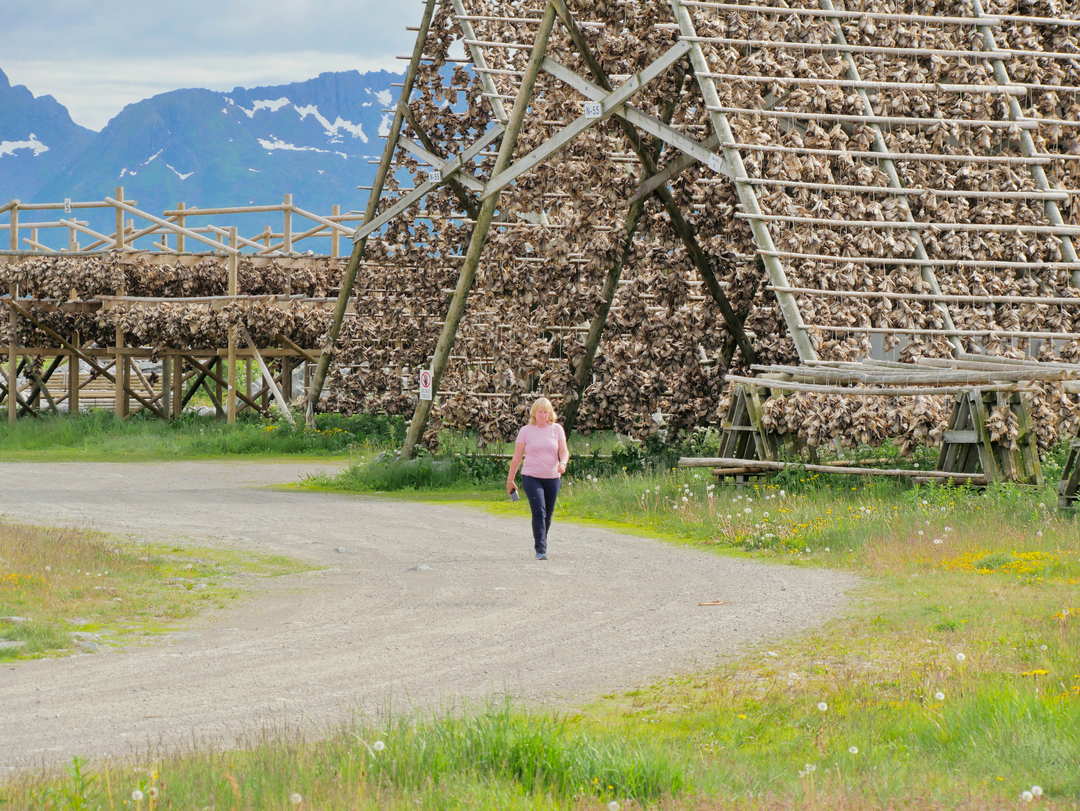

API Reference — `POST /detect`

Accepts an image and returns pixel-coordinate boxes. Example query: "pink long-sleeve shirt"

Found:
[515,423,567,479]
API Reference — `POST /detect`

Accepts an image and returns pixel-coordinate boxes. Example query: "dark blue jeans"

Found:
[521,475,561,554]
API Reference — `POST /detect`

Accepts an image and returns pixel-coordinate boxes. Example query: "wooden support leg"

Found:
[172,358,183,418]
[161,356,172,418]
[1059,439,1080,512]
[400,4,558,458]
[241,329,296,427]
[227,332,238,425]
[213,359,224,418]
[7,285,17,424]
[68,334,80,415]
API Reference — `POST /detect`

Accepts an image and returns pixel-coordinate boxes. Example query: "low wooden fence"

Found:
[0,190,360,258]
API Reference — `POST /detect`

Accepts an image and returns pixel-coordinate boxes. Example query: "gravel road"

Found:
[0,461,859,774]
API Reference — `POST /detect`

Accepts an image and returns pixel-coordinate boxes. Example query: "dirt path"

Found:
[0,461,859,774]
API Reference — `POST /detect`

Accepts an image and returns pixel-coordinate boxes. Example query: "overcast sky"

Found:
[2,0,413,131]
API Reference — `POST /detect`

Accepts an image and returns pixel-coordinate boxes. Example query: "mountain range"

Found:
[0,67,404,247]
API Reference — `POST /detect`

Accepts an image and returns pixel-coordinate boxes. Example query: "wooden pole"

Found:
[176,202,186,253]
[227,227,239,424]
[562,201,643,434]
[114,187,126,251]
[553,0,758,366]
[400,1,559,458]
[304,0,440,426]
[670,0,816,362]
[971,0,1080,290]
[68,331,80,415]
[160,351,171,418]
[6,202,17,423]
[679,456,989,482]
[242,328,296,427]
[331,204,341,259]
[172,357,183,417]
[282,194,293,254]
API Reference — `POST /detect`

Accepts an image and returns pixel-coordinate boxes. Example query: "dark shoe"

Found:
[536,553,547,560]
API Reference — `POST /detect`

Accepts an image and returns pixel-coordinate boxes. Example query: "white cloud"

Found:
[4,50,404,131]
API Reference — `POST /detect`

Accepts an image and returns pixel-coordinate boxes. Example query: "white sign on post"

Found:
[419,369,434,401]
[428,169,442,183]
[583,101,603,119]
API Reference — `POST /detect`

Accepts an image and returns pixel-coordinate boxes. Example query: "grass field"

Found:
[0,411,407,462]
[0,521,310,661]
[1,425,1077,808]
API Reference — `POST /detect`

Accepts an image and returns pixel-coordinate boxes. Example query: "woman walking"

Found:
[506,397,570,560]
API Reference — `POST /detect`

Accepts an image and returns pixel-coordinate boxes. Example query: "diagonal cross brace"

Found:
[398,137,486,194]
[352,124,504,243]
[541,55,731,180]
[481,41,696,200]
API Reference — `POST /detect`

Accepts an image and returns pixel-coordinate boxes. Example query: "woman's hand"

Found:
[506,479,517,495]
[557,462,567,475]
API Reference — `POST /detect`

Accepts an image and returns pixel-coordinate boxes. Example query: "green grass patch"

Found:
[0,411,405,462]
[0,704,688,809]
[0,521,311,660]
[298,456,1080,807]
[5,444,1079,807]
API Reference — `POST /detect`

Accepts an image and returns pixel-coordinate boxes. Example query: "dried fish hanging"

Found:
[6,0,1080,457]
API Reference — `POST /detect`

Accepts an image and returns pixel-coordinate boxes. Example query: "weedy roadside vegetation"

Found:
[0,521,308,661]
[0,410,405,461]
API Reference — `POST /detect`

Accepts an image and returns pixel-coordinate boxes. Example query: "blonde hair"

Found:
[529,397,557,425]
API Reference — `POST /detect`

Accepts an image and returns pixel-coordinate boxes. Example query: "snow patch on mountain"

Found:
[142,148,164,166]
[0,134,49,158]
[258,136,348,159]
[237,97,291,118]
[293,104,369,143]
[259,136,328,154]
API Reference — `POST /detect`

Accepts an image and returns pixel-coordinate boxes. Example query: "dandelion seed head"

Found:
[1021,790,1034,802]
[290,793,303,806]
[935,691,945,701]
[1031,786,1043,797]
[817,702,828,712]
[848,746,858,754]
[608,803,620,811]
[131,790,144,802]
[956,652,966,662]
[148,787,159,799]
[372,740,386,751]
